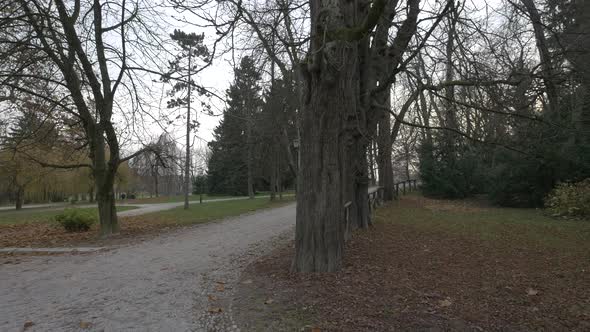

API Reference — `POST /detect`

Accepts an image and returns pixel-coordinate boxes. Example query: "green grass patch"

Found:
[0,206,138,225]
[135,196,295,226]
[378,198,590,252]
[124,191,295,204]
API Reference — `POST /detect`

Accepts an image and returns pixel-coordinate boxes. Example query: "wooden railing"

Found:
[343,180,418,225]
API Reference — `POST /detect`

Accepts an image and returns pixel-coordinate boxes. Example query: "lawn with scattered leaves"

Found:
[234,194,590,331]
[0,197,294,248]
[0,206,138,226]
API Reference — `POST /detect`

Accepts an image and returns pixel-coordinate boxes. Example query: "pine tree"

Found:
[207,57,261,195]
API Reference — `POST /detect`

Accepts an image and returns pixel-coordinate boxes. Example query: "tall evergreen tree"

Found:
[207,57,261,195]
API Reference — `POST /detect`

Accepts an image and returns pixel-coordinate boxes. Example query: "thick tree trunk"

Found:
[293,83,350,271]
[15,186,24,210]
[91,125,120,236]
[293,42,357,272]
[95,159,119,236]
[294,0,374,272]
[351,140,370,229]
[377,101,394,201]
[96,187,118,236]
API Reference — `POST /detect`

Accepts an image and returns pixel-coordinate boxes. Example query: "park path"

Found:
[0,203,296,332]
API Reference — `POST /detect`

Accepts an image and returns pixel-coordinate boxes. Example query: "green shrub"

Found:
[545,179,590,219]
[54,209,97,232]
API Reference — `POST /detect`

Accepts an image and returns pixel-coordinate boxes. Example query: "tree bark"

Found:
[92,133,120,236]
[353,142,370,229]
[153,166,159,197]
[246,112,255,199]
[15,186,24,210]
[377,93,394,201]
[293,0,360,269]
[184,49,192,210]
[293,76,351,271]
[520,0,559,115]
[97,187,118,236]
[270,144,277,201]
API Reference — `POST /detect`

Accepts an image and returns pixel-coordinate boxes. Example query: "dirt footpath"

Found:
[0,204,296,332]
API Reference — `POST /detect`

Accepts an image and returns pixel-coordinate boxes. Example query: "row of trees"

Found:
[2,0,587,272]
[416,0,590,207]
[178,0,589,272]
[0,115,203,207]
[0,0,172,234]
[0,107,135,207]
[170,0,434,271]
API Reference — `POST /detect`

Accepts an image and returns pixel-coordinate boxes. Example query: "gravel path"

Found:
[0,203,296,332]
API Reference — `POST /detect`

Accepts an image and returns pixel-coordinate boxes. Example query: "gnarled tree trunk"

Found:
[293,0,361,272]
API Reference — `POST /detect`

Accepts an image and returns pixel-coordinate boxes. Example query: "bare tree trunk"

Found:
[93,135,119,236]
[246,114,255,199]
[184,50,192,210]
[15,186,24,210]
[278,168,283,200]
[96,187,117,236]
[270,145,277,201]
[154,167,159,198]
[377,93,394,201]
[293,6,359,270]
[294,78,351,271]
[444,2,458,130]
[350,139,370,229]
[520,0,559,114]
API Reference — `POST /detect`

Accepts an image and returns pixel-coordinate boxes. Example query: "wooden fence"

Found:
[344,179,418,226]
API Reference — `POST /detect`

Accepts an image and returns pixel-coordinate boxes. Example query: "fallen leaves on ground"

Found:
[236,198,590,331]
[0,215,183,248]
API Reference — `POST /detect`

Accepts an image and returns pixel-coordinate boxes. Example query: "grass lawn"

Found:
[387,194,590,252]
[0,206,138,226]
[0,196,295,248]
[127,196,295,226]
[234,194,590,331]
